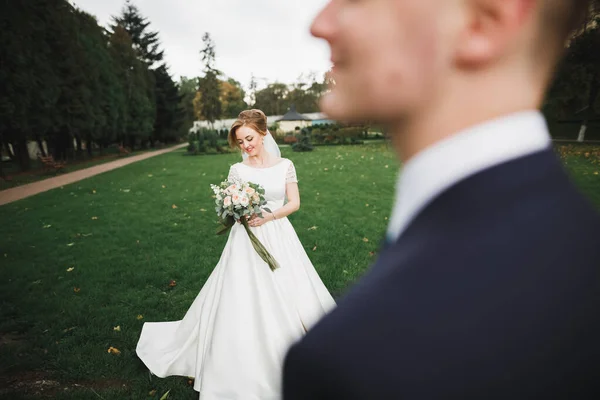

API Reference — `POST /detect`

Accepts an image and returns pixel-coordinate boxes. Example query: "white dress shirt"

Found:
[386,110,552,242]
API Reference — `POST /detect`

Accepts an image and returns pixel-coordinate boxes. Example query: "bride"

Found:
[136,109,336,399]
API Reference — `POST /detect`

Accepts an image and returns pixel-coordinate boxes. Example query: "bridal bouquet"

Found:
[211,179,280,271]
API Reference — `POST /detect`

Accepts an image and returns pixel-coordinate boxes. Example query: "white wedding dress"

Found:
[136,158,336,399]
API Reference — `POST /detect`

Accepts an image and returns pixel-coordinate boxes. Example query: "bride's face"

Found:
[236,126,264,157]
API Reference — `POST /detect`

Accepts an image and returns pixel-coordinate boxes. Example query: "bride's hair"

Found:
[228,109,268,148]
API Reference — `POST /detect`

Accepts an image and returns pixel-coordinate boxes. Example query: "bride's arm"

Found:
[247,183,300,227]
[268,183,300,220]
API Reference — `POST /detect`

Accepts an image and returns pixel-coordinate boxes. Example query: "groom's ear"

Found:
[454,0,536,68]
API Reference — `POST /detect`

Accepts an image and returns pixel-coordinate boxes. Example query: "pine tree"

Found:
[198,33,222,127]
[111,0,164,68]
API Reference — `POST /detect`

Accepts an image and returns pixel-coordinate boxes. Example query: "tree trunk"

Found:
[128,136,135,151]
[86,136,93,157]
[75,135,83,157]
[580,76,600,143]
[3,139,16,161]
[15,136,31,171]
[35,136,47,157]
[577,120,588,142]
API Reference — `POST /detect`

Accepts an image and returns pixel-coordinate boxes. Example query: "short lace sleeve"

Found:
[286,161,298,184]
[227,164,240,181]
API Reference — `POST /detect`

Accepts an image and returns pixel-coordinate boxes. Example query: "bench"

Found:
[118,145,131,156]
[38,154,66,173]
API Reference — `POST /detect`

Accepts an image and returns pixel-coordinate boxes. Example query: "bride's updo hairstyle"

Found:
[228,109,268,148]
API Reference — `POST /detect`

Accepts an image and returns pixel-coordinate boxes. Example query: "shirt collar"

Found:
[387,110,552,242]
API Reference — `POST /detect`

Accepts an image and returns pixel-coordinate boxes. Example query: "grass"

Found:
[0,143,598,399]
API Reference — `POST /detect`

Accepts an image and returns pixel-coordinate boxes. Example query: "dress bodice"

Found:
[228,158,298,211]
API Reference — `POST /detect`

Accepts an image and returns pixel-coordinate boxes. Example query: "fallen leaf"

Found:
[67,243,75,247]
[159,390,171,400]
[169,280,177,288]
[66,267,75,272]
[324,168,329,171]
[363,237,369,243]
[122,189,131,193]
[149,390,157,396]
[32,280,42,284]
[113,325,121,332]
[43,224,52,229]
[343,270,349,274]
[172,204,178,209]
[365,204,369,207]
[148,174,153,177]
[385,165,389,169]
[312,246,317,251]
[137,314,144,320]
[369,252,375,257]
[92,190,96,194]
[107,346,121,355]
[307,226,318,231]
[162,185,166,189]
[200,209,207,212]
[595,172,599,175]
[91,216,98,220]
[74,287,81,293]
[63,327,76,333]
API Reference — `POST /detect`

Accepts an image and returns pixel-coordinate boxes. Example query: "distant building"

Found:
[190,105,337,135]
[303,112,336,126]
[275,105,312,133]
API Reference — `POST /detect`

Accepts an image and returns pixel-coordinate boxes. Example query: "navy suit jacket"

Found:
[283,150,600,399]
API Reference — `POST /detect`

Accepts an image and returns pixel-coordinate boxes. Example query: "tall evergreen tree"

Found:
[111,0,164,68]
[198,32,222,126]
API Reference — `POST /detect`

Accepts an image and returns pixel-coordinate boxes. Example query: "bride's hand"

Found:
[247,212,273,227]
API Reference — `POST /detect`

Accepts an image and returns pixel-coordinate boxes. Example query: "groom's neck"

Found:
[391,70,545,163]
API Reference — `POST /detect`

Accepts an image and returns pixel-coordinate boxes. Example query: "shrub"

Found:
[292,131,314,152]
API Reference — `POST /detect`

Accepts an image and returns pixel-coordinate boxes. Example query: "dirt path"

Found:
[0,143,187,206]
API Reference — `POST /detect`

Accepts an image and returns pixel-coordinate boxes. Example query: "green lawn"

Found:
[0,144,598,399]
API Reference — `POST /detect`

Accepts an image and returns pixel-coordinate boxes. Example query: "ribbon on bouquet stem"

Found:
[240,218,280,272]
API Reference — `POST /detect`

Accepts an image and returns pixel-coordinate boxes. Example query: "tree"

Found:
[544,2,600,141]
[248,74,258,107]
[111,0,164,68]
[109,25,154,149]
[221,78,247,118]
[198,33,222,126]
[254,83,289,115]
[178,76,199,133]
[153,64,184,145]
[112,0,187,147]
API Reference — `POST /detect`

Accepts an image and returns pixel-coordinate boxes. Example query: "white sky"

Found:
[72,0,332,90]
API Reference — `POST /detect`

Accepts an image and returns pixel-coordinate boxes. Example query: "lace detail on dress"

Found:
[228,165,241,182]
[286,161,298,184]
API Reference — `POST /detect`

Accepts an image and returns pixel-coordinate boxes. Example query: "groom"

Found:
[284,0,600,398]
